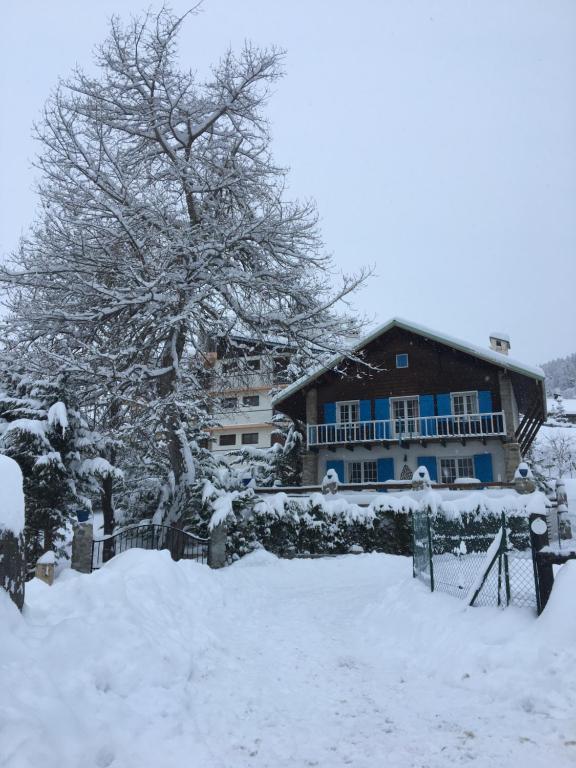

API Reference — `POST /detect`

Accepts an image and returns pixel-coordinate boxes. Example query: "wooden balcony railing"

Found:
[307,412,506,447]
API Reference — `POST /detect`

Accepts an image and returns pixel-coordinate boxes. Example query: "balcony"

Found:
[307,412,506,447]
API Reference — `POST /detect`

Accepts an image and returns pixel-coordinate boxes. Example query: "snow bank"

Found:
[0,454,25,536]
[1,551,575,767]
[536,560,576,643]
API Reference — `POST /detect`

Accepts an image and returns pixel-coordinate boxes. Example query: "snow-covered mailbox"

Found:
[0,455,26,610]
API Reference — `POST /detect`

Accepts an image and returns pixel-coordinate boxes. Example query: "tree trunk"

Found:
[101,472,115,537]
[157,322,189,483]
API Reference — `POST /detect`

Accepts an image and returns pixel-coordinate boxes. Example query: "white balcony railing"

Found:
[307,412,506,447]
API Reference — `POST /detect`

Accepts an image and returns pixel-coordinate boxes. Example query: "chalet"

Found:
[272,318,546,485]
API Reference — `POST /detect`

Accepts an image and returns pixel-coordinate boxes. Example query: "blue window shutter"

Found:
[377,457,394,482]
[436,393,452,436]
[478,391,493,413]
[323,402,336,424]
[473,453,493,483]
[374,398,390,419]
[419,395,436,436]
[359,399,371,421]
[436,394,451,415]
[326,459,345,483]
[417,456,438,482]
[374,398,390,439]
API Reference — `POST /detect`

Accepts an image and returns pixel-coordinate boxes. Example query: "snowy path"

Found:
[1,551,576,768]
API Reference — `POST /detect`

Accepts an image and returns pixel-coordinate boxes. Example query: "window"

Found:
[221,396,238,410]
[439,457,474,484]
[273,357,291,383]
[348,460,377,484]
[396,353,409,368]
[391,397,420,436]
[242,395,260,407]
[222,358,260,373]
[337,400,359,423]
[451,391,479,415]
[241,432,259,445]
[219,434,236,446]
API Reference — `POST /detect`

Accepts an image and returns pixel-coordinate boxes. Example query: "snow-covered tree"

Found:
[549,394,569,424]
[0,365,106,568]
[0,9,367,523]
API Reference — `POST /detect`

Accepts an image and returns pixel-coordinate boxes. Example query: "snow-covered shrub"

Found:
[225,493,415,559]
[224,489,541,561]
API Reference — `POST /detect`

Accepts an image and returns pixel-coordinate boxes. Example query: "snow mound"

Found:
[0,454,25,536]
[536,560,576,643]
[232,548,280,567]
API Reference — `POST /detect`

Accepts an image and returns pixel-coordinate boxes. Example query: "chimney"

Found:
[489,332,510,356]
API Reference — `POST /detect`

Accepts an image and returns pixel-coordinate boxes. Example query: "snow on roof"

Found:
[489,331,510,342]
[272,317,544,407]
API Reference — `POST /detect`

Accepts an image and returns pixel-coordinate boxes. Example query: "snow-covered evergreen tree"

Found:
[0,9,367,523]
[549,394,569,424]
[0,366,104,568]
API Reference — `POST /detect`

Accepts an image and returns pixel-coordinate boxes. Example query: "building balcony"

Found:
[307,412,506,447]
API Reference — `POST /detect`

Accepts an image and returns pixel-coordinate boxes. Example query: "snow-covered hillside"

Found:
[1,551,575,768]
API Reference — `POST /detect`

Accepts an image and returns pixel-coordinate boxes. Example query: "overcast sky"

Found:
[1,0,575,365]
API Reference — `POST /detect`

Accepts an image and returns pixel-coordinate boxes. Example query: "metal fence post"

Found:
[500,512,511,606]
[530,513,554,615]
[427,512,435,592]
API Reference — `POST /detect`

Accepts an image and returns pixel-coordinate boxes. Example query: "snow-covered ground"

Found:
[1,551,575,768]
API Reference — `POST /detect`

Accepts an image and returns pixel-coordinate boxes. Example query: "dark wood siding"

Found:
[278,327,503,422]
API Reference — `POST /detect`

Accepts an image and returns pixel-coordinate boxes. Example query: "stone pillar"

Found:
[498,372,518,439]
[514,475,536,495]
[71,522,93,573]
[503,443,522,482]
[208,524,227,569]
[0,530,25,610]
[498,372,522,481]
[302,387,319,485]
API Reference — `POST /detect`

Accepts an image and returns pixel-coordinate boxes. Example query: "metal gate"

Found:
[91,524,209,571]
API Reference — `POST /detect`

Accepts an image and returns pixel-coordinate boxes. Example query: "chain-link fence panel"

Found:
[413,509,537,611]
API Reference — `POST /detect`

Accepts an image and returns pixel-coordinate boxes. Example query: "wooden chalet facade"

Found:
[272,319,546,486]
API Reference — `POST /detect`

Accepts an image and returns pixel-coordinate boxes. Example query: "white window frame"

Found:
[347,460,378,484]
[451,391,479,416]
[396,353,409,368]
[439,456,475,484]
[242,394,260,407]
[336,400,360,424]
[390,396,420,436]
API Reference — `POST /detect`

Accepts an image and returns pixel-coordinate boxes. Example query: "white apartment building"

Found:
[207,336,293,457]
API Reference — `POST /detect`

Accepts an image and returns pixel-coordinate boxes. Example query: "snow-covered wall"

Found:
[0,454,26,610]
[0,454,25,537]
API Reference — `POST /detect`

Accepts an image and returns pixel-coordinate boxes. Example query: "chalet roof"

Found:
[272,317,544,407]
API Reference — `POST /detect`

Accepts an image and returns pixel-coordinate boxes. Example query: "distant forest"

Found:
[542,353,576,398]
